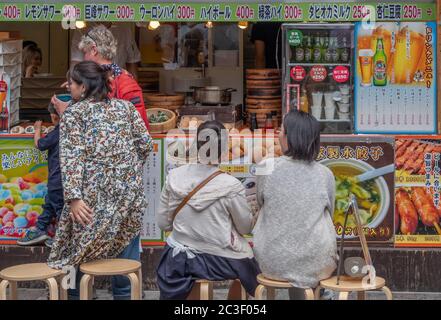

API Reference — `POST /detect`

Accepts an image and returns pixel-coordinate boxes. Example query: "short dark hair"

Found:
[283,109,320,162]
[70,61,111,102]
[47,103,58,116]
[197,120,228,164]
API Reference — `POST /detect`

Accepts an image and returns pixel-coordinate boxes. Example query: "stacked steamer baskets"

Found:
[144,93,185,112]
[0,38,22,126]
[137,69,159,93]
[245,69,282,129]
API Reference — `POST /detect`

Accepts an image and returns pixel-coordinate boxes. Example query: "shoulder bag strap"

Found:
[171,170,223,223]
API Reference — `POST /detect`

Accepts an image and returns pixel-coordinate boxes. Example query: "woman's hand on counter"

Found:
[51,95,69,116]
[69,199,93,226]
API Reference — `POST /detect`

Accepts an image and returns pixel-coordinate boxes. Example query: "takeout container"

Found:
[338,103,350,113]
[324,105,336,120]
[338,111,350,120]
[310,105,322,119]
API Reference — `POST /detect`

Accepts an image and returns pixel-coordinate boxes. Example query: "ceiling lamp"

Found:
[238,21,248,29]
[205,21,213,28]
[148,21,160,30]
[75,21,86,29]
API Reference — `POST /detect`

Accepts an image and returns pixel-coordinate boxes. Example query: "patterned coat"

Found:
[47,98,152,269]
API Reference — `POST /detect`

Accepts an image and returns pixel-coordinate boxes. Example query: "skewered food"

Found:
[395,188,419,234]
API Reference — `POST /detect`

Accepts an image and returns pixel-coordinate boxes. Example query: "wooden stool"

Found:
[187,279,248,300]
[254,274,315,300]
[0,263,66,300]
[79,259,142,300]
[315,276,393,300]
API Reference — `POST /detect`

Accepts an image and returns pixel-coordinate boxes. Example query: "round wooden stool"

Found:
[254,274,315,300]
[315,276,393,300]
[79,259,142,300]
[0,263,66,300]
[187,279,248,300]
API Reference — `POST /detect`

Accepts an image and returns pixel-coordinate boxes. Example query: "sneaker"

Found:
[45,238,54,248]
[17,229,49,246]
[320,288,335,300]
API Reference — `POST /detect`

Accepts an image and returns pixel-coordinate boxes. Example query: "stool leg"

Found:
[254,285,265,300]
[187,282,201,300]
[46,277,59,300]
[338,291,349,300]
[199,282,211,300]
[267,287,276,300]
[80,274,93,300]
[57,275,67,300]
[127,273,141,300]
[381,286,393,300]
[9,281,17,300]
[304,288,314,300]
[314,286,322,300]
[357,291,366,300]
[138,268,143,299]
[240,284,248,300]
[0,280,9,300]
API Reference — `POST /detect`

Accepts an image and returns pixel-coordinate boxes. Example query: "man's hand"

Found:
[51,95,69,116]
[69,199,93,226]
[34,120,42,132]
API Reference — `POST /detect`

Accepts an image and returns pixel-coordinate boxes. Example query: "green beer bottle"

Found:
[373,38,387,86]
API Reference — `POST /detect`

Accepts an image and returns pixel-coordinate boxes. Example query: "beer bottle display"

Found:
[313,33,322,62]
[340,37,350,63]
[295,39,305,62]
[373,38,387,86]
[329,37,339,62]
[304,35,313,62]
[324,36,332,63]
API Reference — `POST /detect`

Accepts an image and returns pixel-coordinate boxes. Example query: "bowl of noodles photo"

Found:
[320,158,391,238]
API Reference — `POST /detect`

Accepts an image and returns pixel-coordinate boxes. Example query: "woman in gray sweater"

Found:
[253,109,338,299]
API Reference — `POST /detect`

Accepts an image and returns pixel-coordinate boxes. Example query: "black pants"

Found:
[156,245,261,300]
[36,189,64,233]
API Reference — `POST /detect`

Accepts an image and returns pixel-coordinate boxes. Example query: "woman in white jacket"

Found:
[156,121,260,300]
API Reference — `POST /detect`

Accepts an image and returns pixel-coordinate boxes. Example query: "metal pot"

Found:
[191,86,236,105]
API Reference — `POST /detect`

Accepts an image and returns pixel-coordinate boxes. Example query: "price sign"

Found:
[333,66,350,83]
[290,66,306,81]
[310,66,327,82]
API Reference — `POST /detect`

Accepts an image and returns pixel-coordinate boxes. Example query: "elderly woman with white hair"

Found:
[52,24,149,129]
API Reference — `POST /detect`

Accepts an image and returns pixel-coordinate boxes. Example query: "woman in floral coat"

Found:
[47,61,152,299]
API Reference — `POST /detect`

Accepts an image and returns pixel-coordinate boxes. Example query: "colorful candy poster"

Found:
[319,136,395,244]
[0,136,49,244]
[354,22,437,134]
[395,136,441,247]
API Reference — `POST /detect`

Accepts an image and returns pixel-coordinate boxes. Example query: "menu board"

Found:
[0,136,49,244]
[354,22,437,134]
[0,3,435,22]
[319,136,395,244]
[395,136,441,247]
[140,138,164,246]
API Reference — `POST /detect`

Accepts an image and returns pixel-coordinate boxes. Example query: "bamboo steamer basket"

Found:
[147,108,177,133]
[144,93,185,103]
[246,69,281,80]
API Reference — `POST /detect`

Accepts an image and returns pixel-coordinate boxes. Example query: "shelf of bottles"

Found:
[282,24,355,133]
